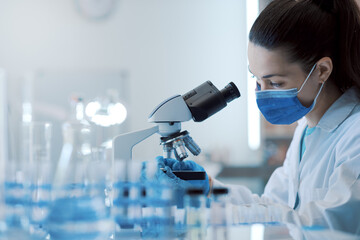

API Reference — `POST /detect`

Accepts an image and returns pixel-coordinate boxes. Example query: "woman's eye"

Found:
[270,82,283,88]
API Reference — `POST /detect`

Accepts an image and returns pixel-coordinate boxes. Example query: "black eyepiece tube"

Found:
[182,81,241,122]
[221,82,241,103]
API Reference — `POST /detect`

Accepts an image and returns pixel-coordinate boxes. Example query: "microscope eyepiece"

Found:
[220,82,241,103]
[182,81,241,122]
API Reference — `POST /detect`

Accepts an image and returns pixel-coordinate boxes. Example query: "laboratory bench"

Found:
[113,222,359,240]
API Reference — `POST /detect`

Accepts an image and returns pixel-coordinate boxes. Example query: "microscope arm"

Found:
[113,125,159,162]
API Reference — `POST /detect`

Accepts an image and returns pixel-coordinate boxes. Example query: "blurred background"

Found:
[0,0,296,195]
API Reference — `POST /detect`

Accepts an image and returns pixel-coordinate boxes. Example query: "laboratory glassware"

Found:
[141,179,174,239]
[184,188,207,240]
[48,97,113,240]
[48,140,113,239]
[2,122,37,238]
[22,122,53,238]
[53,96,91,197]
[3,161,31,238]
[0,71,8,237]
[112,159,143,238]
[210,187,230,240]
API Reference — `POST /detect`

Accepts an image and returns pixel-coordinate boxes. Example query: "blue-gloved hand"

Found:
[156,156,210,195]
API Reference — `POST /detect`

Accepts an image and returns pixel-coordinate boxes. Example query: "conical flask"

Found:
[54,96,92,197]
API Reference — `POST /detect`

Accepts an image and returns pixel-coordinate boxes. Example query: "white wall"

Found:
[0,0,262,166]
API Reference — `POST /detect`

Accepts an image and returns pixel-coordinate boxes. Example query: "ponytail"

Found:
[333,0,360,91]
[249,0,360,92]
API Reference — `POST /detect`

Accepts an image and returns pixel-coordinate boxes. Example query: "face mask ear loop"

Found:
[297,63,317,94]
[312,80,325,105]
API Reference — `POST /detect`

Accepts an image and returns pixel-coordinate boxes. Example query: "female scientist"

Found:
[156,0,360,234]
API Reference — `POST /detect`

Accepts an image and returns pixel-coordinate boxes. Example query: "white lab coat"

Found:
[214,86,360,235]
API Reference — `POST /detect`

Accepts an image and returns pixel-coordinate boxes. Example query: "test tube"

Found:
[111,160,143,239]
[210,187,230,240]
[141,160,174,239]
[25,122,53,237]
[184,188,207,240]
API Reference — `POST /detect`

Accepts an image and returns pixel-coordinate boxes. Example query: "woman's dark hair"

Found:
[249,0,360,92]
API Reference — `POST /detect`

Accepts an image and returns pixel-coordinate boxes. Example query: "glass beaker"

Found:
[1,122,52,239]
[3,160,31,236]
[48,106,113,240]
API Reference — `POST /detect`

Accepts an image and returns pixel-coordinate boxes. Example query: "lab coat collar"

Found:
[316,86,360,132]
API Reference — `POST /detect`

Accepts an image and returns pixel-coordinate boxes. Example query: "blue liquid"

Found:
[3,181,31,230]
[48,196,112,240]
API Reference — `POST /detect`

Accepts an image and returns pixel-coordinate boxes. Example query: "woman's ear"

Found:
[316,57,333,83]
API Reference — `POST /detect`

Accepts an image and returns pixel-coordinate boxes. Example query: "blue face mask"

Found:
[255,64,324,125]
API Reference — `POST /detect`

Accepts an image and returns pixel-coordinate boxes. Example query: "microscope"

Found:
[113,81,240,180]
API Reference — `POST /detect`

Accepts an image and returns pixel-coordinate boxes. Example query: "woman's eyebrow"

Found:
[248,66,285,78]
[262,73,286,78]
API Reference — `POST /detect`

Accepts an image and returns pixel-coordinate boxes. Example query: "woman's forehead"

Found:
[248,42,302,77]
